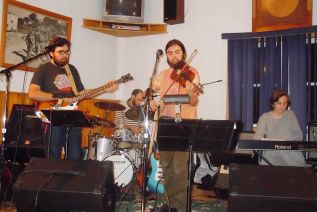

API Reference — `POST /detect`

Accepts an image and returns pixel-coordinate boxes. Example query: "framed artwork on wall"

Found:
[252,0,312,32]
[0,0,72,71]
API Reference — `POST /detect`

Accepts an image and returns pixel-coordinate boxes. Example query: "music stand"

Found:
[41,110,92,160]
[157,117,243,212]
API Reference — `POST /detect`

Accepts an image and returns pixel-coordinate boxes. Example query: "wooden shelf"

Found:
[82,18,167,37]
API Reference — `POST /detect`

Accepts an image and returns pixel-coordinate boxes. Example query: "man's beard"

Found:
[167,58,182,69]
[53,58,68,67]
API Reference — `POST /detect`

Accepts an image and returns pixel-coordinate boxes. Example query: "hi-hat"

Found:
[125,106,153,121]
[94,101,126,111]
[87,115,116,128]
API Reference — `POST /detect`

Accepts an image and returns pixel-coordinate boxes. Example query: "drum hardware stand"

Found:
[0,50,49,197]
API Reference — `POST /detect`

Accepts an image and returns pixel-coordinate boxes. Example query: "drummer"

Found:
[114,89,145,135]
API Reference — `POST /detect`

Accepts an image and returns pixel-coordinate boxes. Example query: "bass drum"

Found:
[105,151,135,188]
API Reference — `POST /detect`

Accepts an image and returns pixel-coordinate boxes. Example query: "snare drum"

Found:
[105,151,135,188]
[95,137,113,161]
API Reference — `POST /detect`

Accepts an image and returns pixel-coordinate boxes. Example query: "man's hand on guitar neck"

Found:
[149,100,159,112]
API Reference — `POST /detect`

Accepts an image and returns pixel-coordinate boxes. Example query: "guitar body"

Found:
[37,100,78,110]
[147,153,165,194]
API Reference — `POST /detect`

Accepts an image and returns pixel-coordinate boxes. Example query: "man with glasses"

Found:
[28,36,118,160]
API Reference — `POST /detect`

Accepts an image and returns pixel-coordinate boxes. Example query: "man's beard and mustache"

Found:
[53,57,69,67]
[167,58,183,69]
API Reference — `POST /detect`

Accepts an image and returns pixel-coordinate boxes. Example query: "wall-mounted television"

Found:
[102,0,144,23]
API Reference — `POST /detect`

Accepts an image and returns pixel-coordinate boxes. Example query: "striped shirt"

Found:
[114,99,141,129]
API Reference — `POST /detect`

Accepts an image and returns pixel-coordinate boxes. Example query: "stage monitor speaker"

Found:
[164,0,184,25]
[228,164,317,212]
[5,104,45,146]
[13,158,115,212]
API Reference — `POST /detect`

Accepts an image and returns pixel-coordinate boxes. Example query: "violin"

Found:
[170,61,196,88]
[169,50,204,94]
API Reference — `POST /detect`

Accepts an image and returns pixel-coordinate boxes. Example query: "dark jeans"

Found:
[46,126,82,160]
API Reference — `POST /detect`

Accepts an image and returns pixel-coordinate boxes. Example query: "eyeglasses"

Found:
[55,50,71,56]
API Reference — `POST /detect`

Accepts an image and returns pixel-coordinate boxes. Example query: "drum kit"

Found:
[88,101,144,189]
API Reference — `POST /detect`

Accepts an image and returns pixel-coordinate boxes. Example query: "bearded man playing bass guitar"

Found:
[28,36,118,160]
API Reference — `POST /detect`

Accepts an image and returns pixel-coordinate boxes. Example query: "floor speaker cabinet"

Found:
[164,0,184,24]
[5,104,45,146]
[308,122,317,159]
[5,104,46,163]
[13,158,115,212]
[228,164,317,212]
[5,143,46,163]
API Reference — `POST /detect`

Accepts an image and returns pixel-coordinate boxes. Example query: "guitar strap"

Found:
[65,64,79,96]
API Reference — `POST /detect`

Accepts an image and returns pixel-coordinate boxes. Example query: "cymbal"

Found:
[125,106,154,121]
[87,115,116,128]
[94,101,126,111]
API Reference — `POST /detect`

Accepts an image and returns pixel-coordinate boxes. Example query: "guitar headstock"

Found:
[119,73,134,83]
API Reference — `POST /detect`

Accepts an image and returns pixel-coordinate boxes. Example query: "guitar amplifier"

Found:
[13,158,115,212]
[228,164,317,212]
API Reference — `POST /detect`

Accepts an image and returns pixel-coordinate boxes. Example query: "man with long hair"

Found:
[151,39,201,212]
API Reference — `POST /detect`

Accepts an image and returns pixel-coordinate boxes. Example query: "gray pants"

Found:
[160,151,189,212]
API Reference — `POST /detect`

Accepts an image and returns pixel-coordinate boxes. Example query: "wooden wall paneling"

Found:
[0,92,116,150]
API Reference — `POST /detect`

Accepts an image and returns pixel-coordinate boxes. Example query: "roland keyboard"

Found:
[237,139,317,151]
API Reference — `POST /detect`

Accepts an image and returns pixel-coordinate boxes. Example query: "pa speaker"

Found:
[228,164,317,212]
[164,0,184,25]
[13,158,115,212]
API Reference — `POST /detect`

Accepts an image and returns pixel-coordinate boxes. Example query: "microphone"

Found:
[156,49,164,57]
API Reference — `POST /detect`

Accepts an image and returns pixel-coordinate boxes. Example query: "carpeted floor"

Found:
[114,183,228,212]
[116,199,227,212]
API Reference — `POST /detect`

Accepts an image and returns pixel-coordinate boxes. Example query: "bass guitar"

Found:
[37,73,133,110]
[147,152,165,194]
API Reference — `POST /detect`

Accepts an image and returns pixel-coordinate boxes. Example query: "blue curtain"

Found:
[287,34,308,135]
[227,33,312,136]
[228,39,256,131]
[259,37,282,116]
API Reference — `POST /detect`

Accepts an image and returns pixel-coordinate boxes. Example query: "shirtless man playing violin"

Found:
[150,39,201,212]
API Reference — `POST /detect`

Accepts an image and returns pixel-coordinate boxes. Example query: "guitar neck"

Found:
[72,79,120,103]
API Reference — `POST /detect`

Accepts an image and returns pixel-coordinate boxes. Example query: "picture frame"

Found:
[252,0,312,32]
[0,0,72,71]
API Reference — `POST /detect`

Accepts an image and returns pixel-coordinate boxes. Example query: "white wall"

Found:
[0,0,119,99]
[1,0,317,120]
[117,0,252,120]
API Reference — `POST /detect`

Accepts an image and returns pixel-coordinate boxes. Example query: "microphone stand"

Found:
[140,52,161,212]
[0,50,49,197]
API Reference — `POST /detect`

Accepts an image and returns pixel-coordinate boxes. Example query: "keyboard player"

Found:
[254,90,306,167]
